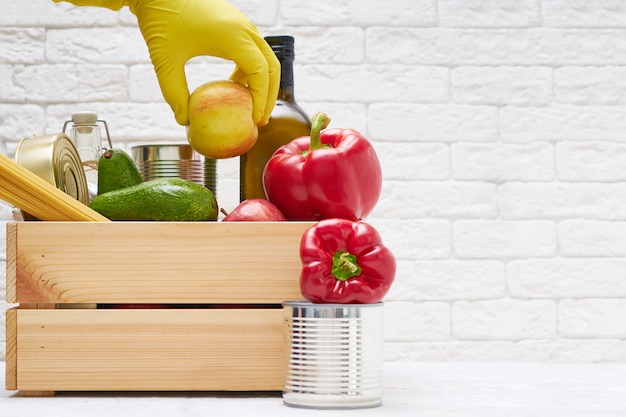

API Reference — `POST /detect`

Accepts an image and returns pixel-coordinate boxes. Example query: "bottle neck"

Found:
[278,57,296,102]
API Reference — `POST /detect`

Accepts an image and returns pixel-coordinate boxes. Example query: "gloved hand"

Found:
[53,0,280,126]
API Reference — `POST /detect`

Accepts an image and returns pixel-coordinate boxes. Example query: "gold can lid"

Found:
[15,133,89,219]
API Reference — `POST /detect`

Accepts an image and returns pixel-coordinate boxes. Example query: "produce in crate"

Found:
[97,148,144,195]
[299,218,396,304]
[187,80,258,159]
[221,198,286,221]
[263,112,382,221]
[90,178,218,221]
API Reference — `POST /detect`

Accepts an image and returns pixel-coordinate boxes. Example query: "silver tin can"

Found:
[282,301,384,409]
[14,133,90,219]
[131,143,216,196]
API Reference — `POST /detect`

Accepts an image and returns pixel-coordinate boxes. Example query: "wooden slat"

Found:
[13,304,57,395]
[15,308,287,391]
[13,221,312,304]
[5,307,17,390]
[6,222,17,303]
[7,305,57,394]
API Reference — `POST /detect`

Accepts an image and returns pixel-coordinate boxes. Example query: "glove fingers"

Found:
[229,66,247,85]
[230,30,280,126]
[258,35,281,125]
[130,0,278,126]
[152,50,190,126]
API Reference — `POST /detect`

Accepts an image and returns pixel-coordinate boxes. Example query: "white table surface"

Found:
[1,361,625,416]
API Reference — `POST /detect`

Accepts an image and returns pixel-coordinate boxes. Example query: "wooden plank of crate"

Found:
[15,308,288,392]
[5,307,17,391]
[12,304,57,396]
[6,304,56,395]
[6,222,16,303]
[13,221,313,304]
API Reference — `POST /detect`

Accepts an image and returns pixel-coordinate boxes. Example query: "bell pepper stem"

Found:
[331,250,362,281]
[308,112,332,152]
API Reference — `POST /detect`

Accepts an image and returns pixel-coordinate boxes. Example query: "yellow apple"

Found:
[187,80,258,159]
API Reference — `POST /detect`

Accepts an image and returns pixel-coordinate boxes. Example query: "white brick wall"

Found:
[1,0,626,363]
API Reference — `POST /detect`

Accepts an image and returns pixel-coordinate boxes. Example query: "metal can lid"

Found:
[14,133,89,220]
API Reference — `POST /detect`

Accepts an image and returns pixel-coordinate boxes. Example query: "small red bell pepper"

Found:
[263,112,382,221]
[299,218,396,304]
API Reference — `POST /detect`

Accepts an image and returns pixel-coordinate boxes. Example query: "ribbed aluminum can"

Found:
[282,301,384,409]
[131,144,216,196]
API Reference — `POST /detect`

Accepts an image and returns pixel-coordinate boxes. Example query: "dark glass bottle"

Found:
[240,35,311,201]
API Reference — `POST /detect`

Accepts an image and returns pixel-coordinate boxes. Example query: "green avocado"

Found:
[90,178,218,221]
[97,148,144,195]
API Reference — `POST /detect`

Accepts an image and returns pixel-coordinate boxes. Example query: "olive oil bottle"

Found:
[240,35,311,201]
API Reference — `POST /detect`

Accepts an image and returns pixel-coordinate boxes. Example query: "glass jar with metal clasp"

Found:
[62,111,113,200]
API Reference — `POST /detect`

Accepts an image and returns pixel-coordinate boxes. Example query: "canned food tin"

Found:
[14,133,89,219]
[132,143,216,196]
[282,301,384,409]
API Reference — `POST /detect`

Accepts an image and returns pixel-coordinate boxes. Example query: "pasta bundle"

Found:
[0,153,109,222]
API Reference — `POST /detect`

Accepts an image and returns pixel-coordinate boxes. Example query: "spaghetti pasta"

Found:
[0,153,109,222]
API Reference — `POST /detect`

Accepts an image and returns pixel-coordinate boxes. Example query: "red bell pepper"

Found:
[299,218,396,304]
[263,112,382,221]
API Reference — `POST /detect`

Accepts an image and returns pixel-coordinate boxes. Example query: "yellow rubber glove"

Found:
[53,0,280,126]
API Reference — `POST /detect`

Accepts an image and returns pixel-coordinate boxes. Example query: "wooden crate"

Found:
[5,221,313,395]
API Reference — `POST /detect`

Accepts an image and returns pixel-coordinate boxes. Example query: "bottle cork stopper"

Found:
[71,111,98,125]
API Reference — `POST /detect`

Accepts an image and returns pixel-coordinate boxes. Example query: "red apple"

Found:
[187,80,258,159]
[221,199,287,221]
